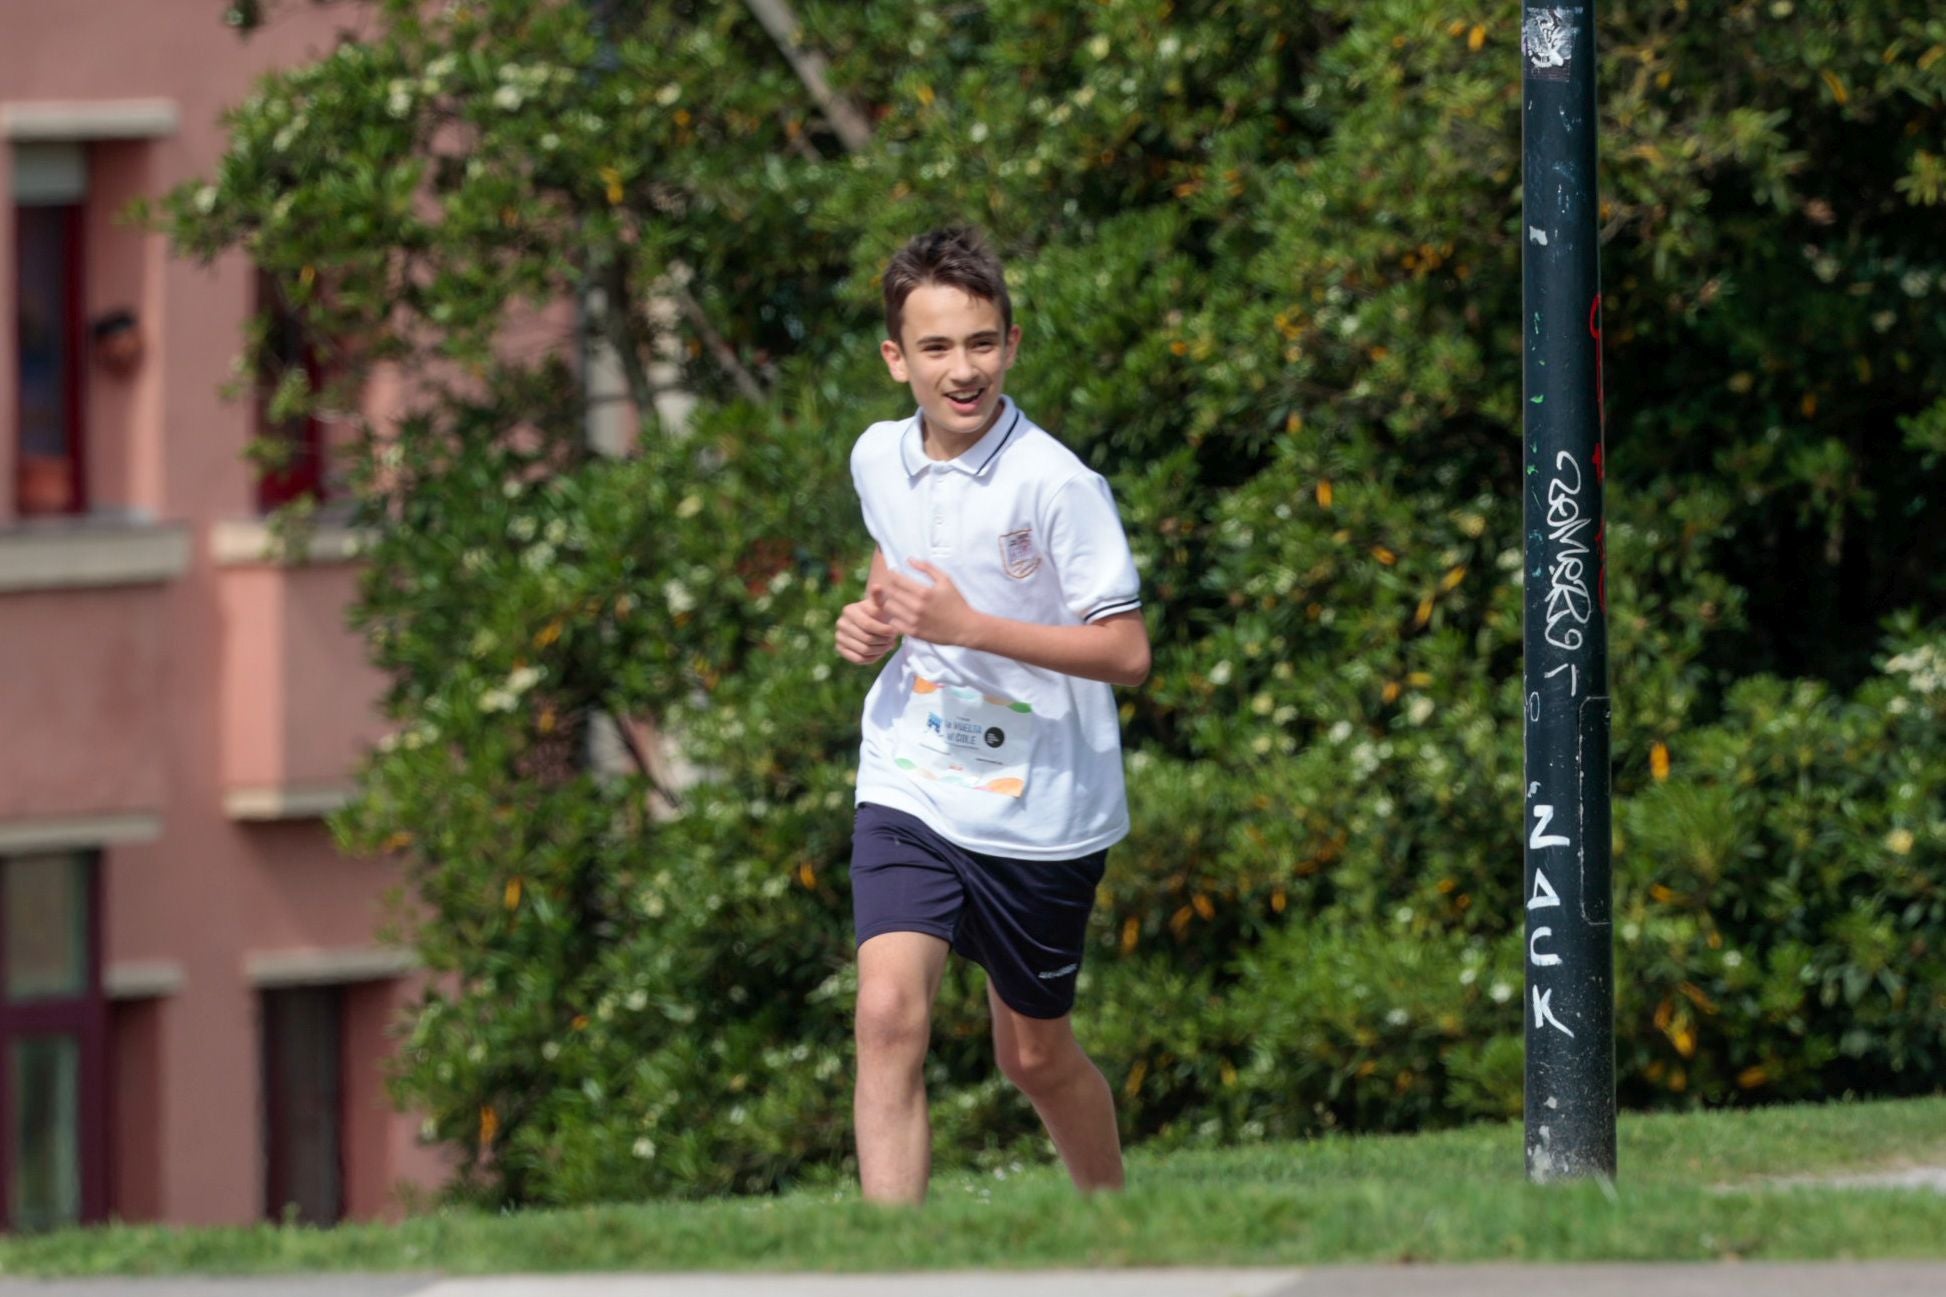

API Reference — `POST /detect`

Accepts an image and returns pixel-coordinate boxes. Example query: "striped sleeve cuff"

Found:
[1083,597,1143,624]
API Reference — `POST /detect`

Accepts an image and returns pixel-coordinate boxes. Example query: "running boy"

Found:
[834,226,1149,1206]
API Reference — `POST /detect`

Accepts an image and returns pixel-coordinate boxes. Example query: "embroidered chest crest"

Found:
[999,527,1042,579]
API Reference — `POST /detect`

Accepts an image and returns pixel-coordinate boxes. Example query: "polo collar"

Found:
[899,397,1024,478]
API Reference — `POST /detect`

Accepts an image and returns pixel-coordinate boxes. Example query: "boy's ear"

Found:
[880,338,910,383]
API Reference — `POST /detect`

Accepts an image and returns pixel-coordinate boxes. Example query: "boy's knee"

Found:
[998,1035,1082,1096]
[855,980,931,1061]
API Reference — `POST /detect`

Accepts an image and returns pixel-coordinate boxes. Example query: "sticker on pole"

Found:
[1522,8,1576,82]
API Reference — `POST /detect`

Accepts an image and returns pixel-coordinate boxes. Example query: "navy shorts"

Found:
[849,802,1108,1019]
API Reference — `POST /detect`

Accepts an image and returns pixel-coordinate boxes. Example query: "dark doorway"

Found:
[261,986,344,1225]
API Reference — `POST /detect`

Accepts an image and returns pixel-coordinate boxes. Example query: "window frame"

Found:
[0,850,109,1231]
[251,266,327,515]
[12,201,90,518]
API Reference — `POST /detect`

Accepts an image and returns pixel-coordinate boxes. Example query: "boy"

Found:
[833,226,1150,1206]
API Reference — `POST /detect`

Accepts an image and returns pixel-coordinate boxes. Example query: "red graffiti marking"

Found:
[1588,293,1605,434]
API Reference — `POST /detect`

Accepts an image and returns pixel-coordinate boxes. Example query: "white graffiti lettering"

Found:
[1544,452,1592,651]
[1529,926,1563,967]
[1529,804,1571,850]
[1528,866,1561,911]
[1533,985,1576,1037]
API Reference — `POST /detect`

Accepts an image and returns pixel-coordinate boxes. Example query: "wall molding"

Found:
[208,519,377,568]
[2,99,180,141]
[223,783,355,822]
[104,960,186,1001]
[0,813,162,855]
[245,946,418,988]
[0,521,190,594]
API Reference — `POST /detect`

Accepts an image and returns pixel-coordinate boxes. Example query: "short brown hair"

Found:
[881,226,1011,345]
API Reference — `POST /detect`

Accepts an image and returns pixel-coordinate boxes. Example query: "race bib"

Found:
[892,676,1036,798]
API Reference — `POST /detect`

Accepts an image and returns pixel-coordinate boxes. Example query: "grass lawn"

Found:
[4,1094,1943,1276]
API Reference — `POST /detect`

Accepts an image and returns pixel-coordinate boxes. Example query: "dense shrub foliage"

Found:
[162,0,1943,1203]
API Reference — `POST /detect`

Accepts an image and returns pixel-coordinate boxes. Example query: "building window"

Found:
[261,985,343,1224]
[252,267,326,514]
[13,201,88,517]
[0,850,106,1231]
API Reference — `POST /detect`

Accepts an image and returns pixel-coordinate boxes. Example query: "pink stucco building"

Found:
[0,4,454,1228]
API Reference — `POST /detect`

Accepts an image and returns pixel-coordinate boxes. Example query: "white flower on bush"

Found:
[193,185,218,214]
[1459,967,1478,986]
[1406,695,1435,725]
[385,78,414,119]
[665,580,697,614]
[1883,644,1941,694]
[1488,981,1514,1003]
[632,1137,657,1160]
[480,665,541,713]
[1385,1008,1410,1026]
[1210,659,1233,686]
[492,84,524,111]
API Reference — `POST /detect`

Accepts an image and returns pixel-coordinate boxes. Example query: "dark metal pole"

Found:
[1521,3,1615,1183]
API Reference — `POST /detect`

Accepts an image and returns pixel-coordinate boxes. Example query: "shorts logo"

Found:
[1036,962,1079,980]
[999,527,1041,579]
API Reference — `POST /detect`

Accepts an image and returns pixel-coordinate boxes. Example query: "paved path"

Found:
[4,1265,1946,1296]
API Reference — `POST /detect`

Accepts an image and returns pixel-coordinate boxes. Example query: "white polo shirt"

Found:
[850,397,1142,860]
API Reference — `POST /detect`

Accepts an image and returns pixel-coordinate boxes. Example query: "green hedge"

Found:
[156,0,1946,1204]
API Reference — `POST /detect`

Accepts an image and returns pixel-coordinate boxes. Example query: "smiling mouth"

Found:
[945,389,985,413]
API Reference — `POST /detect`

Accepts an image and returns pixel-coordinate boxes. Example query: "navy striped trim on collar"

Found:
[972,402,1022,475]
[900,398,1023,477]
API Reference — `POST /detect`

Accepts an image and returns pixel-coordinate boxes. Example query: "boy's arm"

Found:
[879,558,1150,687]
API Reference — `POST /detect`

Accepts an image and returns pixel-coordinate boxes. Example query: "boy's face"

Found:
[881,283,1020,444]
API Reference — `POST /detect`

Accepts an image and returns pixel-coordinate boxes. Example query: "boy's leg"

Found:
[987,979,1125,1192]
[854,929,952,1205]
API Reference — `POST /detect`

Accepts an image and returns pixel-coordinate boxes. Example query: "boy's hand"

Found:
[882,559,982,648]
[836,587,897,664]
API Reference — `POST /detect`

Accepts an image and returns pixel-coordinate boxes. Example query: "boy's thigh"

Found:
[957,847,1107,1021]
[849,802,969,949]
